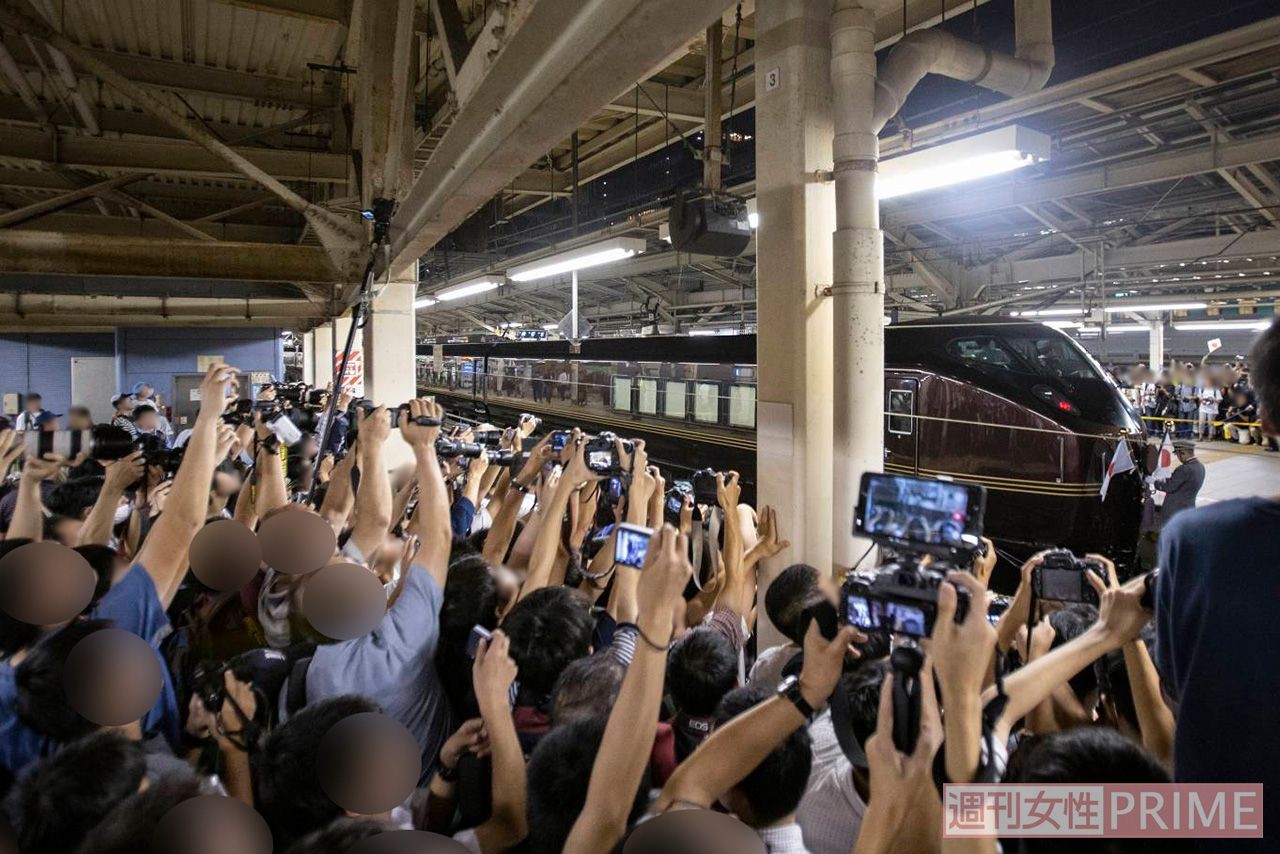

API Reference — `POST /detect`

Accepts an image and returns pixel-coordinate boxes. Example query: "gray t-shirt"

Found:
[304,564,449,776]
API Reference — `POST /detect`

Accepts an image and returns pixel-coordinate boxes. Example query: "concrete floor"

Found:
[1194,442,1280,504]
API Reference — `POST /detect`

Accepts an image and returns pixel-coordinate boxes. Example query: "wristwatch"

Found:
[776,674,819,722]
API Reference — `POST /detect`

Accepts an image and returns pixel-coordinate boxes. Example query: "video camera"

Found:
[839,472,987,639]
[435,438,515,467]
[1031,549,1105,605]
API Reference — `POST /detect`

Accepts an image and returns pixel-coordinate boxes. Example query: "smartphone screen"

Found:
[465,625,492,659]
[613,523,653,569]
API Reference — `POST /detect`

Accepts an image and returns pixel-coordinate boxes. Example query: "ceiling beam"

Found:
[886,128,1280,228]
[14,210,296,243]
[430,0,472,90]
[211,0,351,24]
[0,32,338,110]
[0,230,342,281]
[0,171,147,227]
[389,0,741,272]
[356,0,418,206]
[0,126,348,183]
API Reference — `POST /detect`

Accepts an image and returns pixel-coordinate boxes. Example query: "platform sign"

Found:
[1207,338,1223,353]
[335,345,364,396]
[196,354,225,372]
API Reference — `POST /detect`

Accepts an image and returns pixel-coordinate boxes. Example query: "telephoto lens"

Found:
[23,425,134,461]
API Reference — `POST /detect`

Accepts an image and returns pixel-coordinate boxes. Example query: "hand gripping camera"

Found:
[839,472,988,639]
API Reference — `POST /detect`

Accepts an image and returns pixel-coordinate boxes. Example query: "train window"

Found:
[637,378,659,415]
[693,382,720,423]
[664,381,688,419]
[887,388,914,435]
[947,336,1018,370]
[729,385,756,428]
[612,376,633,412]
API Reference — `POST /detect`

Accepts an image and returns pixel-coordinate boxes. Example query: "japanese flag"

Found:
[1100,440,1135,502]
[1152,433,1175,481]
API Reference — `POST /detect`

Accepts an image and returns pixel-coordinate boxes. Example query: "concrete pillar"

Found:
[432,344,443,372]
[754,0,836,645]
[302,330,316,386]
[313,323,335,388]
[363,265,418,467]
[1148,320,1165,370]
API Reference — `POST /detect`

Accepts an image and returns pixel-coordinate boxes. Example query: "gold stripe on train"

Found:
[884,463,1101,497]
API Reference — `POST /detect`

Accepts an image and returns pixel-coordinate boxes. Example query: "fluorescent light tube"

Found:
[1102,324,1150,333]
[1041,320,1082,329]
[508,237,646,282]
[878,125,1050,201]
[1102,301,1207,313]
[1014,308,1087,317]
[1172,320,1271,331]
[436,276,504,301]
[413,297,437,308]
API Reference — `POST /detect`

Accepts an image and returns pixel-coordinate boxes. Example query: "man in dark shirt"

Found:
[1154,318,1279,853]
[1152,440,1205,525]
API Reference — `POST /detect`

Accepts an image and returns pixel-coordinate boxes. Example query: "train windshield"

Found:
[946,334,1099,380]
[943,329,1137,427]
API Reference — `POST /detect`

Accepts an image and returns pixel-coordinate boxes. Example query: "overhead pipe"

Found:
[829,0,1056,569]
[872,0,1054,131]
[0,39,47,127]
[27,0,99,134]
[830,0,883,571]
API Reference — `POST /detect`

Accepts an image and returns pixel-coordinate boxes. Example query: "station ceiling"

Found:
[0,0,1275,335]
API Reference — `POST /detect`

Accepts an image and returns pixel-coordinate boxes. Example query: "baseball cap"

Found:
[111,392,132,406]
[33,411,62,427]
[131,381,152,396]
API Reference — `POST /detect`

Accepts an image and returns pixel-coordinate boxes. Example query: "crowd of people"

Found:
[1113,359,1278,449]
[0,318,1273,854]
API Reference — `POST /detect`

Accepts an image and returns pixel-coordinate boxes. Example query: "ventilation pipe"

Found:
[829,0,1055,569]
[830,1,882,571]
[873,0,1055,130]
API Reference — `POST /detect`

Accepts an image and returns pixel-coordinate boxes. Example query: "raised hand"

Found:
[715,470,742,514]
[634,525,693,644]
[358,404,392,446]
[473,629,519,708]
[197,363,240,420]
[401,398,444,449]
[746,505,791,564]
[799,621,865,709]
[1088,566,1150,647]
[103,451,146,493]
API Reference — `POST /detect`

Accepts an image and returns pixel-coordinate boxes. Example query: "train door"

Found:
[884,375,920,474]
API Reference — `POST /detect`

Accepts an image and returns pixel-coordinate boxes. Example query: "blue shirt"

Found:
[1155,499,1280,808]
[0,564,181,775]
[305,564,448,777]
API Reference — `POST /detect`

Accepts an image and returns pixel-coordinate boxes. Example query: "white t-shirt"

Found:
[797,756,867,854]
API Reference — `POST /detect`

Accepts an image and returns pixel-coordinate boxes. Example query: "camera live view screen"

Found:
[845,595,928,637]
[862,475,972,548]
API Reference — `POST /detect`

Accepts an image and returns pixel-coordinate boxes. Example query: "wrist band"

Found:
[635,624,672,652]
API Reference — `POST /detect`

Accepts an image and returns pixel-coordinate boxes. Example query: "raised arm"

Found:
[136,364,239,608]
[318,448,357,533]
[519,432,592,602]
[931,573,997,784]
[401,398,449,588]
[471,630,527,853]
[482,440,550,566]
[989,565,1150,736]
[349,406,392,560]
[252,420,288,520]
[653,621,859,812]
[1122,636,1175,765]
[563,526,691,854]
[77,452,145,546]
[8,454,65,541]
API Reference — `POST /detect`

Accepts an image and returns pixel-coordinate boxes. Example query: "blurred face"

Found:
[213,469,243,497]
[138,385,154,399]
[25,398,41,413]
[68,411,92,431]
[48,516,82,546]
[40,417,61,432]
[135,411,158,431]
[116,399,134,415]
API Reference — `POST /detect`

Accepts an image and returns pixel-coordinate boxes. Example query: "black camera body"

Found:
[191,647,292,728]
[664,480,696,525]
[135,432,185,476]
[691,468,719,505]
[1031,549,1105,605]
[583,432,633,476]
[841,561,970,639]
[436,438,514,467]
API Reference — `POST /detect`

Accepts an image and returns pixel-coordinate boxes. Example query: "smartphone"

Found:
[465,625,492,659]
[549,430,570,458]
[613,523,654,569]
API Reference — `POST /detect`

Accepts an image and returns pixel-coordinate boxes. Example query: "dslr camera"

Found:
[583,432,633,477]
[839,472,987,639]
[1031,549,1105,605]
[191,647,293,730]
[691,468,720,505]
